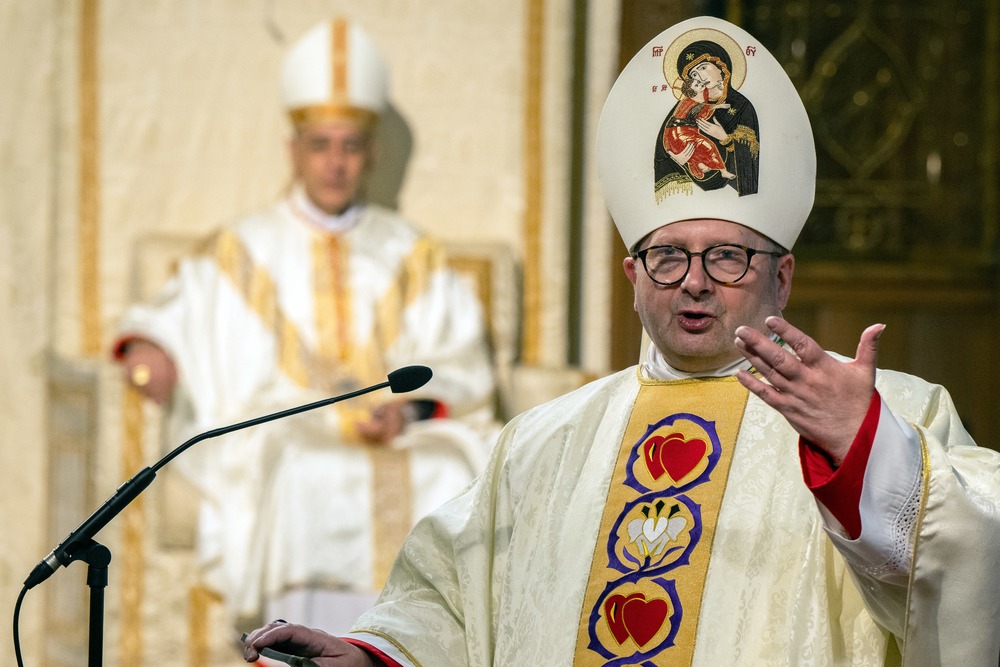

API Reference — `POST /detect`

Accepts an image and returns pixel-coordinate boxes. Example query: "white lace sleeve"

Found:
[815,396,923,585]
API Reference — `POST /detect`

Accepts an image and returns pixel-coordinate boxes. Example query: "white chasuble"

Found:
[351,367,1000,667]
[117,198,498,622]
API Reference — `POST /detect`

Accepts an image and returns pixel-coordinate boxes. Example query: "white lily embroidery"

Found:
[628,501,686,558]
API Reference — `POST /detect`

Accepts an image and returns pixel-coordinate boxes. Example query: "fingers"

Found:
[761,316,826,365]
[357,402,406,444]
[356,418,384,443]
[120,340,178,404]
[854,323,885,370]
[243,620,293,661]
[734,367,773,400]
[733,332,776,380]
[755,317,883,371]
[734,323,801,388]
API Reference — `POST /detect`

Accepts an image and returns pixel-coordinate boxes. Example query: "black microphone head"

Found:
[388,365,433,393]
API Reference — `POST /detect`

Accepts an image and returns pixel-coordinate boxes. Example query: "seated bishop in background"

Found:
[112,17,500,634]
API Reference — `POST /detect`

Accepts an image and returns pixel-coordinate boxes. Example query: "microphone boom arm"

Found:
[24,365,430,589]
[153,379,390,472]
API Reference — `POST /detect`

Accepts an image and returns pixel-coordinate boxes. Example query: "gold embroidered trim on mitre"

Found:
[288,105,379,130]
[655,173,695,203]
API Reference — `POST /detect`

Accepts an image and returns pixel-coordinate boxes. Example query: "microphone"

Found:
[23,364,432,589]
[388,364,432,393]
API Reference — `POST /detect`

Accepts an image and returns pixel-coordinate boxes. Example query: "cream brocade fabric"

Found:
[351,366,1000,666]
[117,198,498,621]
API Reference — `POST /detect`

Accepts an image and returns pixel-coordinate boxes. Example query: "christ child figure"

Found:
[662,75,737,181]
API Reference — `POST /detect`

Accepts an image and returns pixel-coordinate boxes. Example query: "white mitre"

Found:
[281,17,389,128]
[597,16,816,251]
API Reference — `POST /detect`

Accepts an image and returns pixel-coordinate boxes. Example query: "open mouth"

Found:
[678,311,714,331]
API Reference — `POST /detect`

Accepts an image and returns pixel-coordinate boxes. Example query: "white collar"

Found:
[288,186,364,233]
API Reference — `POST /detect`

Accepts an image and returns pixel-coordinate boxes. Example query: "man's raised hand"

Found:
[734,316,884,465]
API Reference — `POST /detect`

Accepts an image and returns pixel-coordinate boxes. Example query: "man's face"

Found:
[623,219,794,372]
[289,119,372,215]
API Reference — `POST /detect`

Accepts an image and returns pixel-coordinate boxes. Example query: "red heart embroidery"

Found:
[604,594,633,645]
[643,432,706,483]
[604,592,668,648]
[643,436,667,480]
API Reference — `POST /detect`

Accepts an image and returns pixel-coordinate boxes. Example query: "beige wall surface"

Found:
[1,0,620,664]
[1,0,59,662]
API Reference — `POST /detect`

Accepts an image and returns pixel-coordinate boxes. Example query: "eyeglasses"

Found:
[633,243,787,286]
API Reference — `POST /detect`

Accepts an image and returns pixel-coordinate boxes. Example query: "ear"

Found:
[623,256,639,287]
[287,134,302,178]
[623,256,641,312]
[775,253,795,310]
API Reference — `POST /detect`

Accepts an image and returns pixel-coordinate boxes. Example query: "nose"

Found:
[680,254,713,295]
[324,147,347,170]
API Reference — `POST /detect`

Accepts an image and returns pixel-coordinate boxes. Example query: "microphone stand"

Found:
[21,367,428,666]
[79,540,111,667]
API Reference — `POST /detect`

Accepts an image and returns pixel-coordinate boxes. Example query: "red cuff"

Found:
[341,637,402,667]
[430,400,450,419]
[111,335,142,360]
[799,389,882,539]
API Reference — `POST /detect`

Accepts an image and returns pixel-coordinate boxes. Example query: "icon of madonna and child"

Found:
[655,29,761,202]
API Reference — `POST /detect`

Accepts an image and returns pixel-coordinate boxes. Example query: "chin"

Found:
[665,343,733,371]
[317,198,351,215]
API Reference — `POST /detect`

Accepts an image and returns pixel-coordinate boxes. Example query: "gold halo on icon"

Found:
[662,28,747,99]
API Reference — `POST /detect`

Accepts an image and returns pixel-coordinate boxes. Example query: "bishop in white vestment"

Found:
[242,16,1000,667]
[114,18,499,630]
